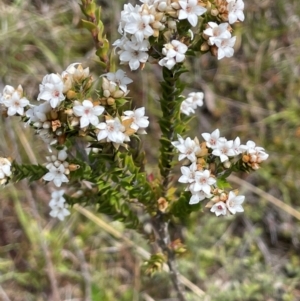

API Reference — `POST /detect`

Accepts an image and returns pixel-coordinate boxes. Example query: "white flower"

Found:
[26,102,52,128]
[119,37,149,70]
[43,164,69,187]
[210,201,227,216]
[1,85,25,106]
[124,13,154,42]
[45,148,68,169]
[96,117,126,144]
[180,100,195,116]
[0,85,16,102]
[37,73,65,108]
[232,137,242,155]
[159,40,188,70]
[240,140,269,169]
[212,137,235,162]
[123,107,149,134]
[203,22,231,46]
[0,157,12,184]
[178,162,198,184]
[73,100,105,128]
[172,135,200,162]
[118,3,142,34]
[185,92,204,109]
[49,190,70,221]
[227,0,245,24]
[2,91,29,116]
[215,36,236,60]
[189,190,211,205]
[191,169,216,195]
[178,0,207,27]
[202,129,220,149]
[103,69,133,92]
[226,191,244,214]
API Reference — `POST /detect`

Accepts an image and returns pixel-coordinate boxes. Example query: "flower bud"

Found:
[102,77,110,90]
[103,90,110,98]
[157,2,167,11]
[69,164,80,171]
[67,90,77,99]
[211,8,219,16]
[158,197,168,212]
[107,97,115,106]
[200,42,210,52]
[113,90,124,99]
[171,2,180,10]
[220,193,227,202]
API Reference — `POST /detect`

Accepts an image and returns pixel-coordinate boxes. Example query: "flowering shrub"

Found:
[0,0,269,299]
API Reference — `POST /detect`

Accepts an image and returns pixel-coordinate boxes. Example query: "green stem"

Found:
[155,65,187,301]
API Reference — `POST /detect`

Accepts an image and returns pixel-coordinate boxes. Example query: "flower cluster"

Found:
[114,0,207,70]
[158,40,188,70]
[43,148,71,187]
[180,91,204,116]
[1,63,150,221]
[202,129,269,167]
[0,85,29,116]
[114,0,245,70]
[208,190,244,216]
[49,190,70,221]
[0,157,12,185]
[172,129,268,215]
[200,0,244,59]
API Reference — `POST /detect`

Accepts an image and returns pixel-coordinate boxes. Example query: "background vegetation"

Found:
[0,0,300,300]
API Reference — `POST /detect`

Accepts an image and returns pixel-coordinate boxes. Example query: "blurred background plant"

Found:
[0,0,300,300]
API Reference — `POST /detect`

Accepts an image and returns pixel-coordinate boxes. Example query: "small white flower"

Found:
[189,190,211,205]
[185,92,204,109]
[180,100,195,116]
[43,164,69,187]
[227,0,245,24]
[159,40,188,70]
[119,37,149,70]
[210,201,227,216]
[118,3,142,34]
[215,36,236,60]
[212,137,235,162]
[0,157,12,183]
[178,0,207,27]
[49,190,70,221]
[172,135,200,162]
[203,22,231,46]
[123,107,149,134]
[73,100,105,128]
[226,191,244,214]
[202,129,220,149]
[124,13,154,42]
[191,169,216,195]
[232,137,242,155]
[37,73,65,108]
[178,162,198,184]
[96,117,126,144]
[103,69,133,92]
[2,91,29,116]
[26,102,51,125]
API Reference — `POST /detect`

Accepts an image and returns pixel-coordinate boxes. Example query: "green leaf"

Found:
[81,19,97,32]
